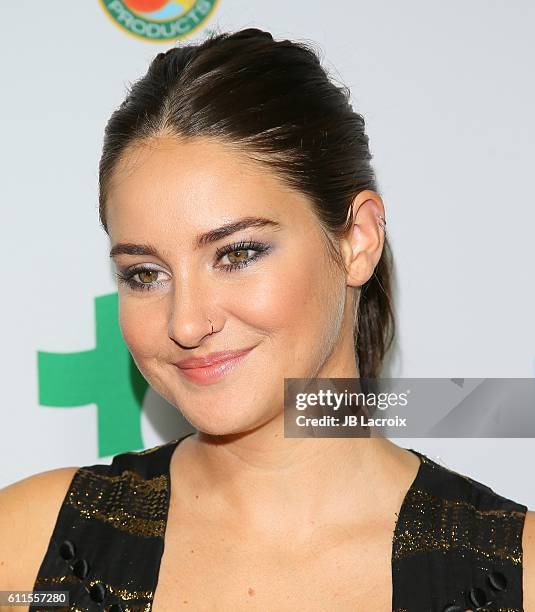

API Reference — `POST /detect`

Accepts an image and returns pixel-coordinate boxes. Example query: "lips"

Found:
[173,347,254,385]
[174,347,254,369]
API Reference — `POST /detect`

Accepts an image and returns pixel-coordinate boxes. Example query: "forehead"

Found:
[105,135,315,238]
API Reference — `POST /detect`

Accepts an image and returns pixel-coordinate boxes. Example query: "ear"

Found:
[339,190,386,287]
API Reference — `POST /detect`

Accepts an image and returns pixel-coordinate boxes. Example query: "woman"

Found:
[1,27,534,611]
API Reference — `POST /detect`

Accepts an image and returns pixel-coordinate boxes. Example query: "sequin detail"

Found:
[65,468,169,538]
[32,603,151,612]
[34,575,153,611]
[392,485,525,564]
[34,575,153,601]
[34,575,79,586]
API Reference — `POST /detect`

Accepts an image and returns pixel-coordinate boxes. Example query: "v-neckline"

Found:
[158,435,426,607]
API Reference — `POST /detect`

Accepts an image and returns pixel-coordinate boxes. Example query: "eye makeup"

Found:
[115,238,272,292]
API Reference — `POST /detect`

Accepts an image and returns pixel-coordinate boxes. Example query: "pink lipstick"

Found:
[173,347,254,385]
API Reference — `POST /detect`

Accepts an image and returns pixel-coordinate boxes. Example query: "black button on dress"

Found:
[29,433,527,611]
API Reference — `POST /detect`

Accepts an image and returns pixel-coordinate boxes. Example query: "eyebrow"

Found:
[109,216,282,259]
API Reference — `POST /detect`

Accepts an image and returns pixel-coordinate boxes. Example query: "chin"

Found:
[177,401,275,438]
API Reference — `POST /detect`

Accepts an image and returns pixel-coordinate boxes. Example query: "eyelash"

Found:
[115,240,271,292]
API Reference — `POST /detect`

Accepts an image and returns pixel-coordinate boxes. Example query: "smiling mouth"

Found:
[173,347,254,385]
[175,346,255,369]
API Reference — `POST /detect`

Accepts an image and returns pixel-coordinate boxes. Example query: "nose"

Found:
[166,274,216,348]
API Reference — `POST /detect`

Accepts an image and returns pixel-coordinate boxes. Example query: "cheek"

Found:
[237,251,338,335]
[118,296,164,360]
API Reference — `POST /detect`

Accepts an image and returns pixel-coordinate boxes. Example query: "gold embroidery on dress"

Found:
[32,604,151,612]
[392,485,526,564]
[34,575,153,600]
[87,579,153,602]
[34,575,79,586]
[65,468,169,538]
[34,603,152,612]
[34,575,154,611]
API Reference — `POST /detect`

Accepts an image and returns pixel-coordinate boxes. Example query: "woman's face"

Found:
[106,135,356,435]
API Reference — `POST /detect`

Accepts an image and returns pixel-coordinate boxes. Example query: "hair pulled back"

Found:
[98,27,395,379]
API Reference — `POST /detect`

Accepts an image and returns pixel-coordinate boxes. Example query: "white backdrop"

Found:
[2,1,534,509]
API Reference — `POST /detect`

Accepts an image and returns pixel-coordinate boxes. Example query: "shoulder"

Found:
[0,467,79,591]
[522,510,535,607]
[0,439,180,592]
[394,452,530,608]
[415,452,527,519]
[422,454,531,603]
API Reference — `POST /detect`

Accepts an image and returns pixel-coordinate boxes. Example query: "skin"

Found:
[104,134,426,607]
[1,134,534,608]
[105,135,535,608]
[105,134,415,533]
[107,134,378,437]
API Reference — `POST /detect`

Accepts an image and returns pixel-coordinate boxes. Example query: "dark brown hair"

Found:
[98,27,395,379]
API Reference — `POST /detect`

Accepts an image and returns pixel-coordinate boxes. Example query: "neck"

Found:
[170,419,419,543]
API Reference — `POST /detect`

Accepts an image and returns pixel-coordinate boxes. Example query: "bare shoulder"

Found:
[522,510,535,608]
[0,466,79,592]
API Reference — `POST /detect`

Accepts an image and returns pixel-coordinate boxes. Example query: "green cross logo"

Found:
[37,293,149,457]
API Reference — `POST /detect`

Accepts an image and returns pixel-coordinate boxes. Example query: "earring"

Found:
[377,214,387,232]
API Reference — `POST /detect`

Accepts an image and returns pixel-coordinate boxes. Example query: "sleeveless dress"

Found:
[30,433,527,612]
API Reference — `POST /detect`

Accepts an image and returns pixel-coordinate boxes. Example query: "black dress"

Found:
[30,433,527,611]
